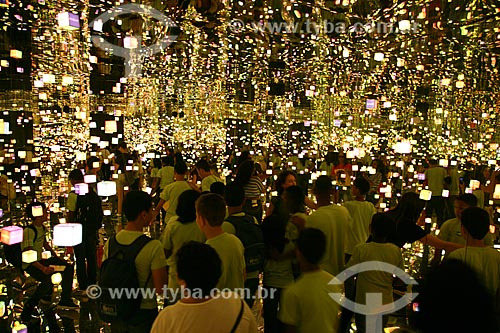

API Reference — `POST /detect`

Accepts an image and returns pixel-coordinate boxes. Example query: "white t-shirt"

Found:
[151,294,257,333]
[279,270,341,333]
[425,166,447,196]
[343,200,376,255]
[449,247,500,302]
[306,204,352,276]
[158,166,175,189]
[160,181,192,221]
[206,233,246,290]
[201,174,222,192]
[346,242,404,307]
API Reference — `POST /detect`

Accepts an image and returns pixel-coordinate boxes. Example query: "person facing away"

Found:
[161,190,206,304]
[343,176,377,262]
[196,193,246,290]
[152,160,193,224]
[424,158,447,227]
[151,241,258,333]
[448,207,500,313]
[222,182,263,308]
[67,168,102,293]
[346,213,404,333]
[102,191,167,332]
[21,201,77,327]
[417,258,498,333]
[279,228,342,333]
[304,175,352,276]
[434,193,493,263]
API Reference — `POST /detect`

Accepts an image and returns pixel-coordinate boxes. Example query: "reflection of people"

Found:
[0,174,15,210]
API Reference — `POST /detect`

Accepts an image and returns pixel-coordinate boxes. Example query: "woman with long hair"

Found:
[383,192,462,252]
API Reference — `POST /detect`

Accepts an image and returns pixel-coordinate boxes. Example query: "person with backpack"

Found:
[99,191,167,332]
[20,202,77,326]
[67,168,103,293]
[222,182,265,308]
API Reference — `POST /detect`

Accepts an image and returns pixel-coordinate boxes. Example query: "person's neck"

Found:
[300,263,321,273]
[466,238,485,247]
[174,174,185,181]
[315,195,331,207]
[32,219,44,227]
[180,296,212,304]
[125,221,144,232]
[227,206,243,216]
[355,195,365,202]
[371,236,386,243]
[205,226,224,239]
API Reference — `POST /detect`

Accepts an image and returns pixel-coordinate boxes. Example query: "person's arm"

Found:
[151,267,168,296]
[152,198,166,221]
[418,234,463,253]
[32,261,54,275]
[43,239,59,258]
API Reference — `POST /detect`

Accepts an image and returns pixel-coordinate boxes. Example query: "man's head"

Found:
[210,182,225,196]
[352,177,370,197]
[196,193,226,231]
[454,194,478,219]
[370,213,396,241]
[86,156,101,174]
[174,160,188,176]
[117,140,127,153]
[123,191,153,226]
[296,228,326,266]
[313,175,333,197]
[26,201,48,223]
[224,182,245,208]
[461,207,490,241]
[176,241,221,298]
[196,159,212,179]
[68,169,84,186]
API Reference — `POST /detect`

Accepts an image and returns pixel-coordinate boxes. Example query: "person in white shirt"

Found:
[448,207,500,311]
[151,241,257,333]
[196,159,223,192]
[279,228,341,333]
[196,193,246,290]
[302,175,352,276]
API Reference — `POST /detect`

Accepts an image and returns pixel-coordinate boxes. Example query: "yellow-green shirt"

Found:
[21,225,46,270]
[206,233,245,290]
[102,230,167,309]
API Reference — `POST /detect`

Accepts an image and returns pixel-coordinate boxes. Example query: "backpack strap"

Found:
[230,299,244,333]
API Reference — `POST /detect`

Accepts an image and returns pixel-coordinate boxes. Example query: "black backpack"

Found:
[75,188,104,231]
[4,225,40,269]
[225,214,266,273]
[97,235,152,323]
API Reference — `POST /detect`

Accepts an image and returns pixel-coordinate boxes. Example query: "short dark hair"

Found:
[370,213,396,239]
[461,207,490,240]
[314,175,333,195]
[353,177,370,195]
[86,156,100,170]
[117,140,127,149]
[210,182,225,196]
[176,190,200,224]
[196,193,226,226]
[224,182,245,207]
[123,191,152,221]
[174,160,188,175]
[68,169,84,182]
[176,241,221,297]
[196,159,211,172]
[26,201,46,220]
[456,193,478,207]
[297,228,326,265]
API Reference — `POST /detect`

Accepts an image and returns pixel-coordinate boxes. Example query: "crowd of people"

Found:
[8,140,500,333]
